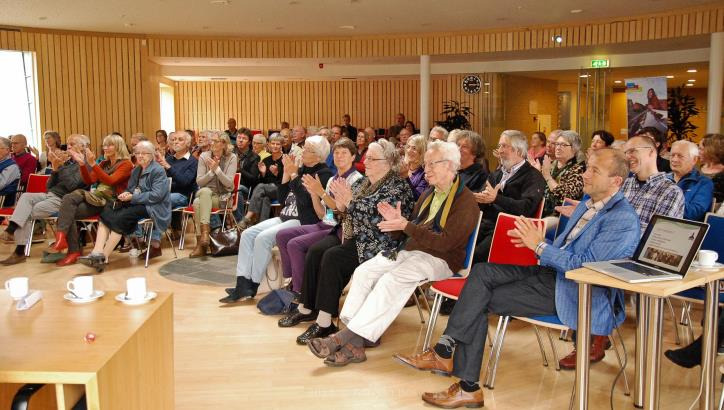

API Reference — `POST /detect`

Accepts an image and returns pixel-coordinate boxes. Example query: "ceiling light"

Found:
[687,69,697,73]
[201,26,210,30]
[666,75,674,79]
[552,35,563,43]
[124,22,135,27]
[579,74,589,78]
[288,0,300,4]
[688,79,696,82]
[274,26,283,30]
[614,80,622,84]
[339,25,355,30]
[210,0,230,4]
[38,16,47,20]
[570,9,583,13]
[686,83,694,87]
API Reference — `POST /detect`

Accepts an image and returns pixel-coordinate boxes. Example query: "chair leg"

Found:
[546,328,562,371]
[412,287,425,324]
[179,213,189,250]
[609,332,631,396]
[144,222,153,268]
[422,294,443,351]
[718,379,724,410]
[165,231,178,259]
[684,303,695,343]
[485,315,509,389]
[679,301,690,325]
[665,297,682,345]
[24,220,36,256]
[560,329,569,341]
[532,325,549,367]
[569,382,576,410]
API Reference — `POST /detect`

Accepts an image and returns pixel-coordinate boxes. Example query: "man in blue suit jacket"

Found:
[394,149,641,409]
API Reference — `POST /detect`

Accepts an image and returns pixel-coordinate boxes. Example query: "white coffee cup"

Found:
[126,277,147,300]
[5,277,29,300]
[698,250,719,267]
[67,276,94,299]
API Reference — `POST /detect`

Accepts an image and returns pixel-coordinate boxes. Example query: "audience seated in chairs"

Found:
[667,140,713,221]
[78,141,170,272]
[0,137,21,207]
[189,131,238,258]
[277,139,414,345]
[237,134,285,228]
[586,129,615,160]
[622,135,685,232]
[429,126,449,142]
[45,134,134,266]
[275,137,363,294]
[354,128,375,174]
[306,141,478,367]
[530,130,585,218]
[10,134,38,187]
[191,130,211,160]
[1,134,89,265]
[401,134,429,200]
[220,135,334,302]
[394,149,640,409]
[252,133,271,161]
[450,130,488,192]
[472,130,546,264]
[698,133,723,208]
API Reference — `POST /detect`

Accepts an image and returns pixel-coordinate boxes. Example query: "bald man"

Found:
[10,134,38,186]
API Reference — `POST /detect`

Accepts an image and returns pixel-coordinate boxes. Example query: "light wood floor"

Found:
[0,236,718,409]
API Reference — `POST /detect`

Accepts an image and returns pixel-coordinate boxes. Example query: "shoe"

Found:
[219,277,258,303]
[422,382,484,409]
[0,253,26,265]
[146,244,162,260]
[190,224,210,258]
[78,253,107,272]
[393,348,453,376]
[278,309,317,328]
[559,335,608,370]
[48,232,68,252]
[57,252,82,266]
[665,336,702,368]
[118,236,134,253]
[439,297,456,316]
[41,251,67,263]
[296,323,338,345]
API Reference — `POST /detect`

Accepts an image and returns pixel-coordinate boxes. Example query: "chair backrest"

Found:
[229,173,241,209]
[703,212,724,263]
[25,173,50,194]
[458,212,484,277]
[534,198,545,218]
[554,197,579,240]
[488,212,546,266]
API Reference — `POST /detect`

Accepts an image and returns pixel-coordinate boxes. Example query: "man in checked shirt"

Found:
[622,135,684,232]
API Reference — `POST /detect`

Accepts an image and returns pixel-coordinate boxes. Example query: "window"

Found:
[160,83,175,133]
[0,50,40,146]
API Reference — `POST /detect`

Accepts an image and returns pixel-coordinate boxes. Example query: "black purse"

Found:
[208,227,241,256]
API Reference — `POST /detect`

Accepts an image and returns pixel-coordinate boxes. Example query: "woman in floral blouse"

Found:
[538,130,585,217]
[278,139,415,346]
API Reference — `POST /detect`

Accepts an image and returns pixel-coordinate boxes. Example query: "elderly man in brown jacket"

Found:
[306,141,479,367]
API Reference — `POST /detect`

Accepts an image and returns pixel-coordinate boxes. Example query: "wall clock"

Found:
[462,74,482,94]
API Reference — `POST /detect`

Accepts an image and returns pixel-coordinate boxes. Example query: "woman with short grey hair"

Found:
[539,130,585,216]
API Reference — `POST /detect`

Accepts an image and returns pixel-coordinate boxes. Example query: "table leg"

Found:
[644,297,663,410]
[699,280,719,410]
[634,294,649,408]
[575,283,592,409]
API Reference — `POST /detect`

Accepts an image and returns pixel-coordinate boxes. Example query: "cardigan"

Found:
[127,161,171,232]
[81,159,134,197]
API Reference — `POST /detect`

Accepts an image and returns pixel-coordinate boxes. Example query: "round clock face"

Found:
[462,75,482,94]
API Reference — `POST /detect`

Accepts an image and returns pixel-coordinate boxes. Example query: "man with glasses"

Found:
[622,135,684,232]
[471,130,546,264]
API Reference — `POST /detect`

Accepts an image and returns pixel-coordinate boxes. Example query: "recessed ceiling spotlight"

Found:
[552,35,563,43]
[210,0,230,4]
[666,75,674,79]
[686,83,694,87]
[275,26,284,30]
[289,0,300,4]
[339,25,355,30]
[688,79,696,82]
[421,23,431,27]
[496,17,508,22]
[201,25,210,30]
[614,80,622,84]
[38,16,47,20]
[687,69,697,73]
[579,74,589,78]
[570,9,583,13]
[124,22,135,27]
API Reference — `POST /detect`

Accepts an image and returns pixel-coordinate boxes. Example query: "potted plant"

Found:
[667,86,700,142]
[436,100,473,131]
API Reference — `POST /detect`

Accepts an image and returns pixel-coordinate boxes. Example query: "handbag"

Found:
[208,227,241,257]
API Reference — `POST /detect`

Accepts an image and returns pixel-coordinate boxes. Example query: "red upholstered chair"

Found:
[17,174,53,256]
[179,173,240,250]
[534,198,545,219]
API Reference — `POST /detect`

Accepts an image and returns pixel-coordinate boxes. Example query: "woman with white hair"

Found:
[78,141,170,272]
[220,135,334,302]
[532,130,585,217]
[307,141,479,366]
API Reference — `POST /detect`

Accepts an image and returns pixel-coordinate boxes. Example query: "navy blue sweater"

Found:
[165,153,198,198]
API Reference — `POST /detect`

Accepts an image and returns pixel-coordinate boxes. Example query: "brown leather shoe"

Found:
[393,349,453,376]
[146,244,162,260]
[0,253,26,265]
[422,382,484,409]
[189,235,206,258]
[199,223,210,246]
[559,335,608,370]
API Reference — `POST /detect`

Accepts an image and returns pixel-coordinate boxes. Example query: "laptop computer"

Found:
[584,214,709,283]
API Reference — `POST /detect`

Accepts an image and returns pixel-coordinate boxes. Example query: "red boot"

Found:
[57,252,81,266]
[50,232,68,252]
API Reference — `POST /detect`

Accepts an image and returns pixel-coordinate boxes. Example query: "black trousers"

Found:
[471,220,495,265]
[56,192,104,253]
[444,263,557,382]
[300,236,359,316]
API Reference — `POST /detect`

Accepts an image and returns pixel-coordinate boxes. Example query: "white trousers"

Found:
[341,250,452,342]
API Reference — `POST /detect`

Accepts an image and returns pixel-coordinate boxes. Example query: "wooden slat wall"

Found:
[0,31,146,149]
[174,74,501,136]
[148,5,724,59]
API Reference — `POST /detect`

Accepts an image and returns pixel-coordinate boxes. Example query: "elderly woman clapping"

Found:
[220,136,334,302]
[531,130,585,217]
[306,141,479,366]
[79,141,170,272]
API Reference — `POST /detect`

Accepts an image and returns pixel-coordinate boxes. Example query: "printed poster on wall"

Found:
[625,77,668,137]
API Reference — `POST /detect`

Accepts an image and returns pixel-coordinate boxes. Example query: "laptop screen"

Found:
[634,215,709,275]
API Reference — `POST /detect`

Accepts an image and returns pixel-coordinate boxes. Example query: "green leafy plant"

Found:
[667,86,699,142]
[436,100,473,131]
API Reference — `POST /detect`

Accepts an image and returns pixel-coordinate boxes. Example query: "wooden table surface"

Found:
[566,267,724,298]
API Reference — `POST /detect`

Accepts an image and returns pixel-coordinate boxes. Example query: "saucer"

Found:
[64,290,105,304]
[115,291,157,305]
[691,261,724,271]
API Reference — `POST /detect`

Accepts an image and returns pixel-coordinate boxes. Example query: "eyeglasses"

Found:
[496,143,511,150]
[624,146,653,156]
[551,142,572,148]
[424,159,449,169]
[364,156,387,163]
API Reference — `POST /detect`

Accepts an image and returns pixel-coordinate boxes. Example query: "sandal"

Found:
[323,343,367,367]
[308,334,343,358]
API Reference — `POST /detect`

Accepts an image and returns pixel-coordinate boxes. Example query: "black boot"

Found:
[665,336,702,368]
[220,276,250,303]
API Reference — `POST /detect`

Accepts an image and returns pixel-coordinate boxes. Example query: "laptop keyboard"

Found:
[612,261,669,276]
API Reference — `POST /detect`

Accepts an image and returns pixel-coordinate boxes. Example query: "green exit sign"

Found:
[591,59,610,68]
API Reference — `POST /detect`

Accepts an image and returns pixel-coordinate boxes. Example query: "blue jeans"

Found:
[136,192,189,241]
[232,185,250,224]
[235,217,301,284]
